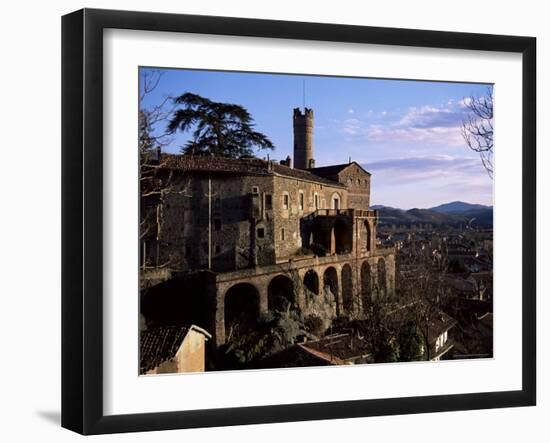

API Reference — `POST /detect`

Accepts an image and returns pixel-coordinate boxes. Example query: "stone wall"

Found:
[271,174,348,260]
[335,162,371,210]
[144,160,370,274]
[156,173,275,272]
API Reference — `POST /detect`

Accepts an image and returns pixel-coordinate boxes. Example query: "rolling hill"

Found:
[429,201,492,214]
[372,202,493,228]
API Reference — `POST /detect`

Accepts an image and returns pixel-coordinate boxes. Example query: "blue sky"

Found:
[140,67,493,209]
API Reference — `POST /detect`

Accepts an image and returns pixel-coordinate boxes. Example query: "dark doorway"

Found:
[333,220,352,254]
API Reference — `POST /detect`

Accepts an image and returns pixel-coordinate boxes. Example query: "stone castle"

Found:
[141,107,396,347]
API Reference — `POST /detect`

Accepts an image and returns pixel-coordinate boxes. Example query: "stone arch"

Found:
[323,266,339,314]
[303,269,319,297]
[341,264,353,313]
[333,220,352,254]
[224,283,260,338]
[360,261,372,310]
[268,274,295,312]
[377,258,387,299]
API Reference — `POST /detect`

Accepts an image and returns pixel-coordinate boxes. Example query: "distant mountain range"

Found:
[371,201,493,228]
[429,201,491,214]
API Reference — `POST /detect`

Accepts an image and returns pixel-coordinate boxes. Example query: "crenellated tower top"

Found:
[293,107,315,169]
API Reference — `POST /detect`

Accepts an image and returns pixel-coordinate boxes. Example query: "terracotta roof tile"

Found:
[310,161,371,178]
[159,154,271,176]
[299,333,371,362]
[157,153,345,187]
[272,163,345,187]
[140,325,190,374]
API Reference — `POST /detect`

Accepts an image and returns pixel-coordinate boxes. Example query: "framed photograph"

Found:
[62,8,536,435]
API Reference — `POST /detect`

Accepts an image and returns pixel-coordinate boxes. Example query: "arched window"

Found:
[331,192,341,210]
[282,192,290,210]
[298,191,305,211]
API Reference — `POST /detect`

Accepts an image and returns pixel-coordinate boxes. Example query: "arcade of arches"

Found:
[217,255,394,345]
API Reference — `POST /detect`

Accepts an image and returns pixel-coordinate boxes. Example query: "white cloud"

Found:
[338,100,470,148]
[342,118,363,135]
[365,124,465,146]
[364,155,492,207]
[459,97,473,108]
[364,154,488,184]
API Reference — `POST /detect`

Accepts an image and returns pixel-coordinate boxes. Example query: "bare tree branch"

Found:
[461,87,494,179]
[139,70,193,271]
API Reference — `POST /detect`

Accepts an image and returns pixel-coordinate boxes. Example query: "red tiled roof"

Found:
[426,310,457,344]
[272,163,345,187]
[159,154,271,176]
[298,333,371,362]
[157,154,345,187]
[140,325,190,374]
[310,161,371,178]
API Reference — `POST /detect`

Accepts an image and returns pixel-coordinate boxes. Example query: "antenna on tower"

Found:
[302,79,306,109]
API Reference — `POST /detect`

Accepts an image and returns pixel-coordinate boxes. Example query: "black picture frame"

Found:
[62,8,536,435]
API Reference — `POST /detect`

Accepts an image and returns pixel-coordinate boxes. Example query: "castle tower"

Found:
[293,107,315,169]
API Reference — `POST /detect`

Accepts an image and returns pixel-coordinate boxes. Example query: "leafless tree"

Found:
[139,70,177,153]
[395,253,451,360]
[139,70,191,270]
[461,88,494,179]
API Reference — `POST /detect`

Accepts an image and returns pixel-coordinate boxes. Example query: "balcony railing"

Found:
[312,208,378,218]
